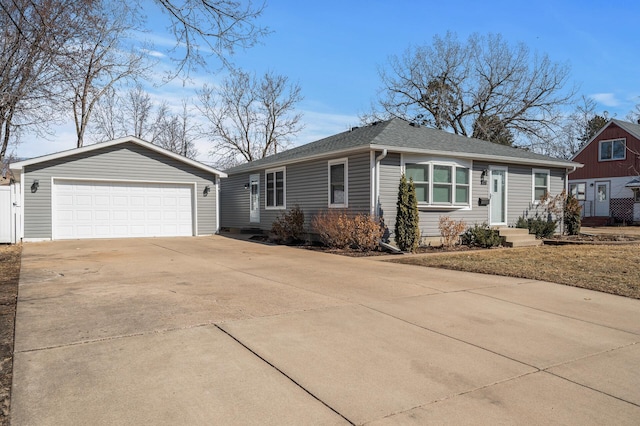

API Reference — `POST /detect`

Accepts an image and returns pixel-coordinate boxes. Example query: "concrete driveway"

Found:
[11,236,640,425]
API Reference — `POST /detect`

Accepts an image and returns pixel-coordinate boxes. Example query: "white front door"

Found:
[490,168,507,225]
[595,181,610,217]
[249,174,260,223]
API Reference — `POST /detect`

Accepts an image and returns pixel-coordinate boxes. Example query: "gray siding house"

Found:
[220,118,581,243]
[10,137,226,241]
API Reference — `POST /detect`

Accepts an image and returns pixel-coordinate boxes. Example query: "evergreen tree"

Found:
[395,174,421,252]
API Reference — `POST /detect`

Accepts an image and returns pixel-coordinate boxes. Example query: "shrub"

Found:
[312,210,383,252]
[461,223,503,248]
[516,215,557,239]
[395,174,420,252]
[271,205,305,243]
[564,194,582,235]
[351,214,384,251]
[438,216,466,248]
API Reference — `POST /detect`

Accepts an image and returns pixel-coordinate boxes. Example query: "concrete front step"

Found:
[498,227,542,247]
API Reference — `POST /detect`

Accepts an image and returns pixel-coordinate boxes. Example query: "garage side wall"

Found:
[22,143,219,239]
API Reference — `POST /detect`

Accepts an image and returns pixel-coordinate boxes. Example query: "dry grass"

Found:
[390,244,640,299]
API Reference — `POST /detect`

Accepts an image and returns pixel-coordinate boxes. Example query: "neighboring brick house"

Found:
[569,119,640,224]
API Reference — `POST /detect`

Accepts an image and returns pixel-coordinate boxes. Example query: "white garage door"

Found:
[53,180,194,239]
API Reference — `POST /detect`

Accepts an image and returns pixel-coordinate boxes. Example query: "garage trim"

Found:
[51,177,198,240]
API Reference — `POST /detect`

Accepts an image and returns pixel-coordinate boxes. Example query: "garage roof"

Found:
[9,136,227,179]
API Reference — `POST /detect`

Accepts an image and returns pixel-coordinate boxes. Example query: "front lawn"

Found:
[389,244,640,299]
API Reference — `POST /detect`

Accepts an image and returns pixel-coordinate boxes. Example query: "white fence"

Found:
[0,184,21,244]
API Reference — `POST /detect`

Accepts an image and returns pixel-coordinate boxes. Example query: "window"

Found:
[634,189,640,203]
[265,168,285,209]
[404,161,470,206]
[405,164,429,203]
[533,169,550,203]
[569,183,586,200]
[328,159,348,207]
[599,139,626,161]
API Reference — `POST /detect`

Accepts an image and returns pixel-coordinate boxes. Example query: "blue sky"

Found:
[15,0,640,162]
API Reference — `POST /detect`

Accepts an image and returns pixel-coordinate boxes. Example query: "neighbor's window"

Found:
[328,159,348,207]
[634,189,640,203]
[569,183,586,200]
[599,139,626,161]
[266,167,285,208]
[533,169,550,202]
[405,162,470,206]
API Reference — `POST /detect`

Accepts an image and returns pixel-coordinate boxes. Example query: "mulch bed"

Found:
[0,245,20,426]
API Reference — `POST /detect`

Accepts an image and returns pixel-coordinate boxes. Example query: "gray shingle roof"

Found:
[225,118,579,174]
[611,119,640,140]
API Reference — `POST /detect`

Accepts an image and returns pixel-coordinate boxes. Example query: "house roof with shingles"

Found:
[225,118,580,174]
[610,119,640,140]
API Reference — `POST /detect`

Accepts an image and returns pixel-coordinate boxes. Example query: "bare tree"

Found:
[535,96,608,160]
[64,2,150,148]
[627,102,640,124]
[154,100,199,159]
[198,69,304,167]
[371,32,575,147]
[0,0,91,163]
[150,0,270,78]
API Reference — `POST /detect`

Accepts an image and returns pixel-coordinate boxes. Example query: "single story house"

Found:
[220,118,581,243]
[8,137,226,242]
[569,119,640,224]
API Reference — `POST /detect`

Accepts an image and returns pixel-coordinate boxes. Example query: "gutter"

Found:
[374,149,387,218]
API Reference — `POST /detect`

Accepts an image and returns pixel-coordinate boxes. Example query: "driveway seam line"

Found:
[542,369,640,408]
[361,304,540,371]
[466,290,640,336]
[215,324,355,426]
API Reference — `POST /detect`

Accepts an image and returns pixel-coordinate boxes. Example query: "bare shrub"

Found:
[438,216,467,247]
[312,210,383,251]
[311,210,353,249]
[271,205,305,243]
[351,214,384,251]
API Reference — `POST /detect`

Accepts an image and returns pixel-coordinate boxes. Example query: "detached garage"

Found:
[10,137,227,241]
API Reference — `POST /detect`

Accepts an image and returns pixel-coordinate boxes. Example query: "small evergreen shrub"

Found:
[271,205,305,243]
[438,216,466,248]
[564,194,582,235]
[461,223,503,248]
[395,174,420,252]
[516,214,557,239]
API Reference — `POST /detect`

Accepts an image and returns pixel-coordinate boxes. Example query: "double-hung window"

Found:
[404,160,471,207]
[533,169,550,203]
[599,139,626,161]
[569,182,586,200]
[266,167,285,209]
[328,158,348,207]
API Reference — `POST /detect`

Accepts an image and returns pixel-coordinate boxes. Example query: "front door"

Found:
[249,174,260,223]
[490,168,506,225]
[595,181,610,217]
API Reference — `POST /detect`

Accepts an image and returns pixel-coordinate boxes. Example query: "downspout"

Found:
[374,149,387,218]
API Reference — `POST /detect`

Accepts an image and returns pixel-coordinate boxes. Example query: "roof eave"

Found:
[9,136,227,178]
[370,144,582,169]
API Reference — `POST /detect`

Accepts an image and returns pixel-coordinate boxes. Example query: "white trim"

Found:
[265,167,286,210]
[9,136,227,178]
[597,138,626,162]
[215,175,220,233]
[50,177,197,240]
[532,168,551,204]
[489,165,508,226]
[328,157,348,208]
[370,151,376,216]
[401,156,472,209]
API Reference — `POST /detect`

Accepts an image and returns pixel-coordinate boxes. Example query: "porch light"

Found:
[244,183,250,190]
[203,185,211,196]
[31,180,39,193]
[480,169,487,185]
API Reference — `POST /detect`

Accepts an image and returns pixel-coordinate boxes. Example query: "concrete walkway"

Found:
[11,236,640,425]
